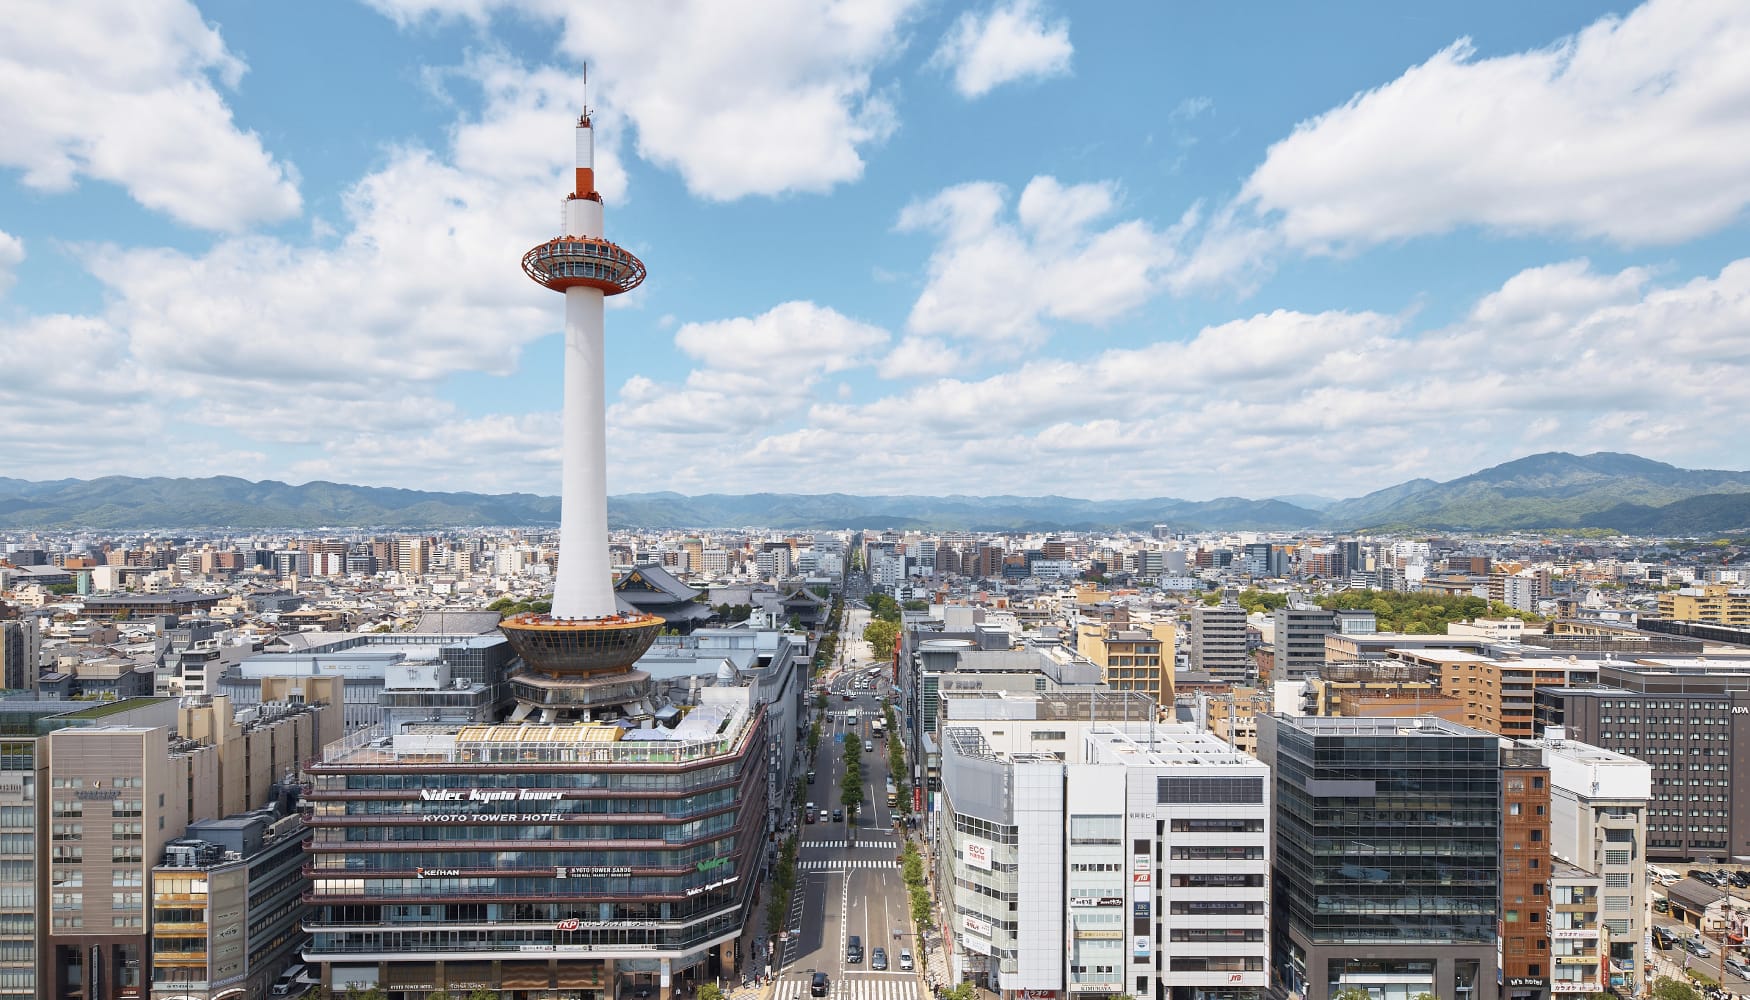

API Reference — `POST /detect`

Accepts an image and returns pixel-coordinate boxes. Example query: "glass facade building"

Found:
[1257,716,1501,1000]
[303,697,769,1000]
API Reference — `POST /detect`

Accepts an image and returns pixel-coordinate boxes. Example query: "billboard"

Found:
[964,838,993,871]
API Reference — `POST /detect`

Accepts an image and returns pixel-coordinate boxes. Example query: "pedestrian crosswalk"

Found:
[774,976,922,1000]
[800,840,895,850]
[800,859,901,870]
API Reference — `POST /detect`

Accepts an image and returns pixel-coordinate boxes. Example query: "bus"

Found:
[870,716,885,738]
[846,708,859,729]
[886,778,897,807]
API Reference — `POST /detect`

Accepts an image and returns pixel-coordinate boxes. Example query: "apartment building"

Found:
[1077,622,1174,708]
[1657,585,1750,627]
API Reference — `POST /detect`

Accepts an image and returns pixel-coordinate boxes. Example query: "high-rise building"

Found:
[1257,715,1501,1000]
[304,72,769,1000]
[1190,600,1249,682]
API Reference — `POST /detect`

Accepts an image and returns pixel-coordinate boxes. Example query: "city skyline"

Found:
[2,0,1748,501]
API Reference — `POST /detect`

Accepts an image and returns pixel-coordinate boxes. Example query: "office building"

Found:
[45,691,332,1000]
[1258,715,1501,1000]
[1272,602,1334,682]
[1191,601,1249,683]
[1534,659,1749,860]
[150,810,309,1000]
[935,722,1270,1000]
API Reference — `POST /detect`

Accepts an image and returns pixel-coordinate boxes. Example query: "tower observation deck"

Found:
[498,69,661,719]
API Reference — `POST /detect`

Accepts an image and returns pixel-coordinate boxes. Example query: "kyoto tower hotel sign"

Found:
[499,69,662,697]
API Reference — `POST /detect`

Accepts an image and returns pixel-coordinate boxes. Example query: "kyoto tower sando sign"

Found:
[498,67,664,718]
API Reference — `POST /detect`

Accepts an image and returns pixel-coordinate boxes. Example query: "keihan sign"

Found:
[420,789,564,802]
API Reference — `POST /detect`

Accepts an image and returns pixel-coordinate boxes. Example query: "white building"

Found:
[1522,728,1653,994]
[935,720,1270,1000]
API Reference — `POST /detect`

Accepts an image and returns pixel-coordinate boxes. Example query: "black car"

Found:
[811,973,830,997]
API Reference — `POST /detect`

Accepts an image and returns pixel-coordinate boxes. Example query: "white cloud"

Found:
[672,301,889,379]
[0,0,301,231]
[589,257,1750,500]
[0,230,22,298]
[367,0,919,200]
[930,0,1073,99]
[1241,0,1750,249]
[609,301,888,444]
[897,176,1188,344]
[881,337,966,378]
[96,56,616,397]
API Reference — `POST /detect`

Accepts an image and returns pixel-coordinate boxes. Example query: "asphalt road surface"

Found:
[778,689,922,1000]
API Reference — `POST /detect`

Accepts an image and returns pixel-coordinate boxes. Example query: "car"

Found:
[865,741,875,753]
[1733,872,1750,889]
[807,770,816,784]
[899,949,914,971]
[847,935,863,963]
[804,809,815,824]
[811,973,831,997]
[832,807,844,822]
[1688,940,1713,958]
[871,947,888,970]
[1728,960,1750,981]
[1654,896,1670,913]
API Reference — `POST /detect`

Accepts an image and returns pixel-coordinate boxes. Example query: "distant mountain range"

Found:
[1,452,1748,534]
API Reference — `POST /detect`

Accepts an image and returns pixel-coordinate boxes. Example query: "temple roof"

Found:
[615,564,703,603]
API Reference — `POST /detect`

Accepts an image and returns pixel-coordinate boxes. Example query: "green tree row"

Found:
[863,619,900,660]
[486,595,551,616]
[1201,587,1544,634]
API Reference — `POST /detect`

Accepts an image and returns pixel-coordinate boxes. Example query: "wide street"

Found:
[773,604,923,1000]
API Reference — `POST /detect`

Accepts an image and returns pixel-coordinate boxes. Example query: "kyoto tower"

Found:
[499,69,663,722]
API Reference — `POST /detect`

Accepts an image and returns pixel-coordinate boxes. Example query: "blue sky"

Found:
[2,0,1747,502]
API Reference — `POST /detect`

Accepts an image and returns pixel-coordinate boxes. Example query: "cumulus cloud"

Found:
[597,257,1750,499]
[673,301,889,379]
[930,0,1073,99]
[897,176,1189,344]
[96,56,617,398]
[1240,0,1750,249]
[367,0,918,200]
[0,231,22,298]
[0,0,301,231]
[610,301,889,443]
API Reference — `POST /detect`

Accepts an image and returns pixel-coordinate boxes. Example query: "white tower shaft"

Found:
[550,116,614,620]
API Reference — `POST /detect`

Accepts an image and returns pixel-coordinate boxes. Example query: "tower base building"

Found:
[303,687,769,1000]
